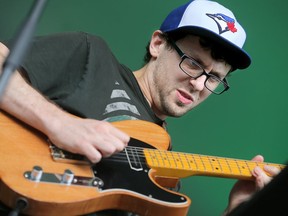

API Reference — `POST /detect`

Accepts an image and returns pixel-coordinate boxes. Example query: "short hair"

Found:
[143,32,234,71]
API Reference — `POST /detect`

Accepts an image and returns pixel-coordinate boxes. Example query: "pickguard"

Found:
[92,138,187,204]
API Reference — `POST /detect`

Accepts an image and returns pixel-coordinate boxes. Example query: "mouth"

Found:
[176,90,194,105]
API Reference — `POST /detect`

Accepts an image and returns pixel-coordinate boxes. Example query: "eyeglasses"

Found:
[170,40,230,95]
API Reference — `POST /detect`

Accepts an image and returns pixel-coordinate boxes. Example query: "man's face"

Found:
[149,34,231,119]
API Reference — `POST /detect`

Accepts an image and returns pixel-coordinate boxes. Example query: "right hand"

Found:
[46,115,130,163]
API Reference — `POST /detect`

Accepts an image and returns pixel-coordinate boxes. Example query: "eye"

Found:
[183,57,202,71]
[207,74,221,84]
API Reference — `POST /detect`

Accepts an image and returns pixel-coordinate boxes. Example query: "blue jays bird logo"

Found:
[206,13,237,34]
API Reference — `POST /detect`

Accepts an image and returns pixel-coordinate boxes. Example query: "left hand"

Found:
[224,155,280,214]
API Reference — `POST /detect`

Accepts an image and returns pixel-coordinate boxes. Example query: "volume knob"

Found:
[31,166,43,182]
[61,169,74,185]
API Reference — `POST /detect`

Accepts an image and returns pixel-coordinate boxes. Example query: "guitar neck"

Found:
[143,149,285,180]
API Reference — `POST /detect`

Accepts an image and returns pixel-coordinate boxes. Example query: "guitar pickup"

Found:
[49,142,90,165]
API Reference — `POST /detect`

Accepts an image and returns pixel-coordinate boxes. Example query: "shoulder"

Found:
[31,31,108,48]
[53,31,106,44]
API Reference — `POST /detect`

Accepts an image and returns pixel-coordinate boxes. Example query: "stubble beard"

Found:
[153,79,192,118]
[159,88,192,117]
[152,63,192,118]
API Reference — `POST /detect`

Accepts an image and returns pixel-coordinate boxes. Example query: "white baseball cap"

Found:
[160,0,251,70]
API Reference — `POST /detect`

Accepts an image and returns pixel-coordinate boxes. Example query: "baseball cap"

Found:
[160,0,251,70]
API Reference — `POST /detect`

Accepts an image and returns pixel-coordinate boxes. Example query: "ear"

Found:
[149,30,166,58]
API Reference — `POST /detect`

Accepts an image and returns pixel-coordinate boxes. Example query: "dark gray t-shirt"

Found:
[20,31,163,125]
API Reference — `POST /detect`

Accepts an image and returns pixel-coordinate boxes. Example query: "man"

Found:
[0,0,280,215]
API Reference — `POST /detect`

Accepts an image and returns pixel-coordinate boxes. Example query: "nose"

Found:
[189,74,206,91]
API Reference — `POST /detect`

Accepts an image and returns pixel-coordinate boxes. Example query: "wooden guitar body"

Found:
[0,111,190,216]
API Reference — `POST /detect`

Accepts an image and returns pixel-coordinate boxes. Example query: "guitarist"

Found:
[0,0,280,215]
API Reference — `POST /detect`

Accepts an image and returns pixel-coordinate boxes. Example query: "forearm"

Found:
[0,70,67,136]
[0,42,69,138]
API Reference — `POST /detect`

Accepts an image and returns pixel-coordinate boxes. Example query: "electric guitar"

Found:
[0,111,285,216]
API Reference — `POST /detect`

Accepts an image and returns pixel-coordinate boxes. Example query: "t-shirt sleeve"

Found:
[20,32,93,100]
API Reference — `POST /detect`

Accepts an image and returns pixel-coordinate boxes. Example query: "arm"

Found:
[0,42,129,163]
[223,155,280,215]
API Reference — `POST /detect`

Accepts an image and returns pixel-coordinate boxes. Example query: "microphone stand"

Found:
[0,0,48,99]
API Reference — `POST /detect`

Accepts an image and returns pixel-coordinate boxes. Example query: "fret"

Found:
[174,152,184,169]
[218,157,233,174]
[206,156,214,172]
[163,152,183,169]
[246,161,268,175]
[192,154,206,171]
[199,155,213,172]
[144,149,157,167]
[150,149,161,167]
[225,158,233,174]
[209,156,223,172]
[236,160,251,176]
[183,153,192,169]
[185,153,198,171]
[225,158,243,176]
[222,158,254,178]
[167,151,177,168]
[159,150,171,168]
[152,149,160,167]
[180,153,192,170]
[245,160,255,174]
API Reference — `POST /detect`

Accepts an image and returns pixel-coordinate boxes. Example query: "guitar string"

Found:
[109,146,251,167]
[99,146,279,172]
[54,145,283,173]
[105,147,259,167]
[52,141,282,171]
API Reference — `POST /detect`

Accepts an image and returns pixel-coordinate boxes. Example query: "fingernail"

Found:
[264,165,272,171]
[254,166,262,175]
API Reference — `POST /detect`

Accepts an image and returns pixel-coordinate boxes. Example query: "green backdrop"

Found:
[1,0,287,215]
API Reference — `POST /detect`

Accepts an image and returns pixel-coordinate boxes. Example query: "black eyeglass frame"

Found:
[169,39,230,95]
